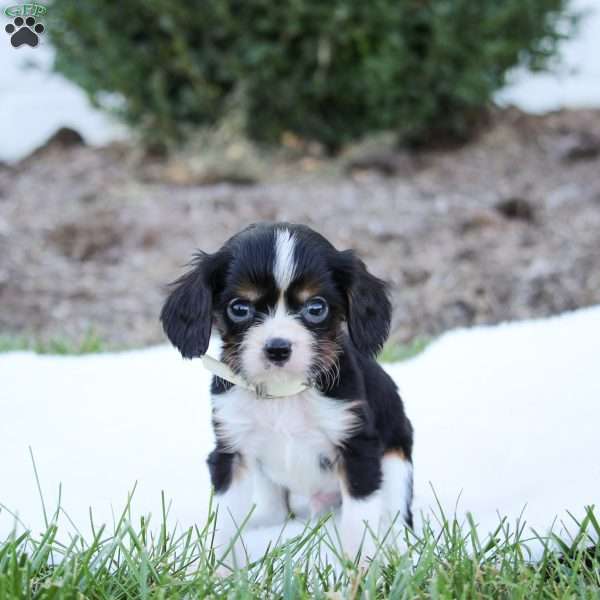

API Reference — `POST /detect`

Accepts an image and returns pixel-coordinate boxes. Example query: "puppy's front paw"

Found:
[340,489,382,566]
[212,526,249,575]
[342,529,378,568]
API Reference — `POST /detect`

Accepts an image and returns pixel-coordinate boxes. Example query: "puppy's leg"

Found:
[339,434,383,564]
[381,449,413,543]
[207,450,254,573]
[250,465,290,527]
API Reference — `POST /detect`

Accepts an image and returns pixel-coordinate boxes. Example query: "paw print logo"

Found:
[5,16,45,48]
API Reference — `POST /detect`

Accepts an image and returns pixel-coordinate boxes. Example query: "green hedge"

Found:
[49,0,573,150]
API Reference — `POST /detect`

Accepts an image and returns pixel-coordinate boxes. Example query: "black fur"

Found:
[341,430,383,498]
[160,250,230,358]
[332,250,392,357]
[319,337,413,500]
[207,448,239,492]
[161,222,413,521]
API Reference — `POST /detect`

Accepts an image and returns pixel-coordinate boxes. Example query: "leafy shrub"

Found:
[48,0,574,150]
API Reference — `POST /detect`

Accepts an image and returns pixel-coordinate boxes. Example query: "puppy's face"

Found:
[161,223,391,390]
[216,228,346,387]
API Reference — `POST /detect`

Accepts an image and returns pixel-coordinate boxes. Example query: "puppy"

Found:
[161,223,413,566]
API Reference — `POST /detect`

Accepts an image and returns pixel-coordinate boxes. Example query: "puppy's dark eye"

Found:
[227,298,255,323]
[301,296,329,324]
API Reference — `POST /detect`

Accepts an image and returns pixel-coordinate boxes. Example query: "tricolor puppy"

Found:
[161,223,413,566]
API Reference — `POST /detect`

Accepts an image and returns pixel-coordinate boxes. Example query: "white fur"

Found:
[338,454,413,562]
[240,303,315,385]
[250,468,289,526]
[212,459,254,570]
[382,453,413,525]
[380,453,413,549]
[273,228,296,290]
[238,227,314,395]
[212,387,414,565]
[212,386,361,568]
[340,484,383,563]
[214,458,298,574]
[212,387,359,497]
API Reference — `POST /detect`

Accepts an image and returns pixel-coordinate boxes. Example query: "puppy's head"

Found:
[161,223,391,388]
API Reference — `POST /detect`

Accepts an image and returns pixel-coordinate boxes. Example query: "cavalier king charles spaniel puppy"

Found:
[161,222,413,568]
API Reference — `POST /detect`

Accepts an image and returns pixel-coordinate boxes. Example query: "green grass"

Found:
[2,334,595,597]
[378,338,430,363]
[0,331,428,363]
[0,331,105,355]
[1,494,598,599]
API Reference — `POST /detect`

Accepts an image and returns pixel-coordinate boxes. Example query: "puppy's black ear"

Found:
[334,250,391,357]
[160,251,229,359]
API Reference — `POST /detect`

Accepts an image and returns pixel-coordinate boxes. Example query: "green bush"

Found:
[49,0,574,150]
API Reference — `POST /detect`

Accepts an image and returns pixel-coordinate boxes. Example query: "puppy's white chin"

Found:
[240,306,315,388]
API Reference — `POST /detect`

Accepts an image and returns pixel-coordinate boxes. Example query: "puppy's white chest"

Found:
[212,388,357,494]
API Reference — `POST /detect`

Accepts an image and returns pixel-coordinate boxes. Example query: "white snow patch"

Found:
[0,42,126,163]
[1,306,599,558]
[497,0,600,112]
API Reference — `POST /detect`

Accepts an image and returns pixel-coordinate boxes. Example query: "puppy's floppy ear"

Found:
[334,249,391,357]
[160,250,229,359]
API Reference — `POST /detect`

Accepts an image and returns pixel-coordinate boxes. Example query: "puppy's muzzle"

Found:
[264,337,292,365]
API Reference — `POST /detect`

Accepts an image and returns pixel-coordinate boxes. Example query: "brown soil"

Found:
[1,109,599,349]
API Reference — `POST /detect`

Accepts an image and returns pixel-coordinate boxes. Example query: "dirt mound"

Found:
[1,108,599,348]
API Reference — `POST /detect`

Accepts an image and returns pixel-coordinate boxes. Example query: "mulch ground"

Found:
[1,108,599,349]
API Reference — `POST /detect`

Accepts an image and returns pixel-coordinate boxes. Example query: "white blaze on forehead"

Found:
[274,228,297,290]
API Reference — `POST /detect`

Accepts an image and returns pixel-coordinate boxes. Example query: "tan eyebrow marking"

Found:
[296,285,320,303]
[236,285,261,302]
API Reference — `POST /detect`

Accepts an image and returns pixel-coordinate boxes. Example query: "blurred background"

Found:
[1,0,599,355]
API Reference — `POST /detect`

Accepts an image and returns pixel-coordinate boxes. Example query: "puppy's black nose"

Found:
[264,338,292,364]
